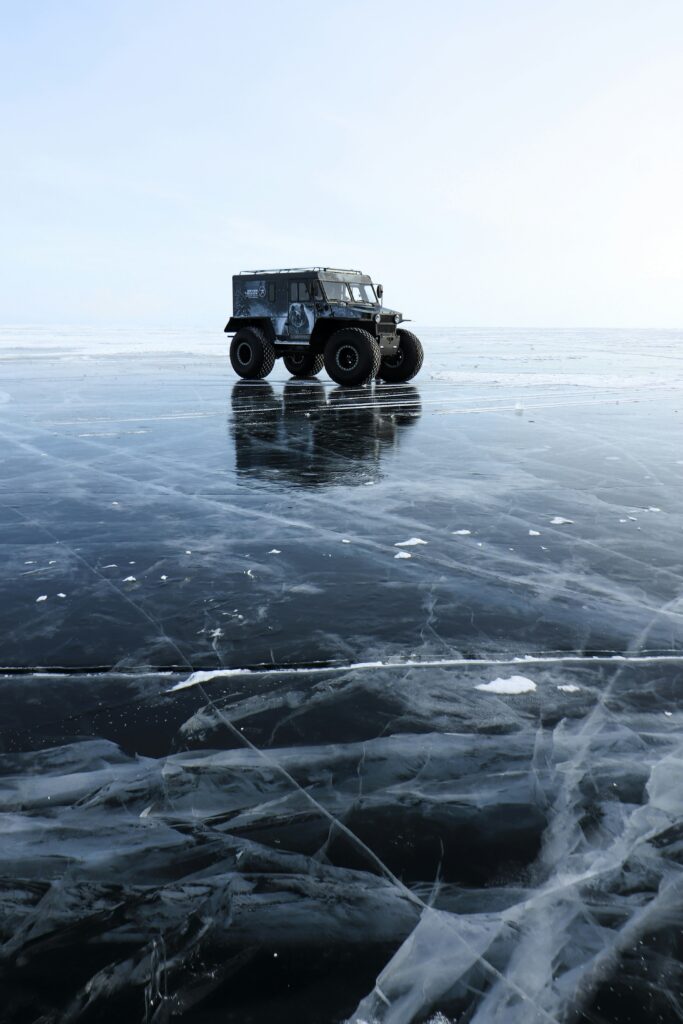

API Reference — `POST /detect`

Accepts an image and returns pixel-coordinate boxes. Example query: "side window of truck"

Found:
[290,282,312,302]
[268,282,276,302]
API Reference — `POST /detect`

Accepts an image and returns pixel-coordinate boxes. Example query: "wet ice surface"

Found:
[1,325,683,1023]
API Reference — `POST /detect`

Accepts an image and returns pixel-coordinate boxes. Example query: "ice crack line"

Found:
[168,652,683,692]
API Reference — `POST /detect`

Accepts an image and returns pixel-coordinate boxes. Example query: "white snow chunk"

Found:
[102,564,118,569]
[123,576,136,582]
[57,593,66,598]
[48,560,56,565]
[628,516,638,521]
[111,501,120,506]
[476,675,537,695]
[139,805,153,818]
[160,574,168,580]
[36,595,48,603]
[170,668,250,692]
[268,549,281,555]
[185,550,192,554]
[210,628,223,639]
[394,537,428,547]
[529,530,540,536]
[246,568,255,578]
[395,551,412,559]
[342,539,351,544]
[648,506,662,512]
[452,529,471,536]
[664,710,673,717]
[550,516,574,525]
[558,684,581,693]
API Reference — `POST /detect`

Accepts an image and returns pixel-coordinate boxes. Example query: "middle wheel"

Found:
[324,328,381,387]
[283,349,324,378]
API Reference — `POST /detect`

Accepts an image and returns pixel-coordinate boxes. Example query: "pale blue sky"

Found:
[2,0,682,327]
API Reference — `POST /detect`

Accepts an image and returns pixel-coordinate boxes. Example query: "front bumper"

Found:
[376,316,400,354]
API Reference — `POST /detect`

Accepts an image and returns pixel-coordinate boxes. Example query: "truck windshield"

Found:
[348,282,377,304]
[323,281,377,304]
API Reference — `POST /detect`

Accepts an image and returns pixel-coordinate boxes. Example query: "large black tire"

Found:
[283,349,324,378]
[377,328,424,383]
[230,326,276,380]
[324,328,381,387]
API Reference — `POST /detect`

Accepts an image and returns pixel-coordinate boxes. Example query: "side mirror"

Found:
[376,284,384,299]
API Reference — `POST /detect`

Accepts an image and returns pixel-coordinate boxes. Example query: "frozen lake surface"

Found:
[1,325,682,1023]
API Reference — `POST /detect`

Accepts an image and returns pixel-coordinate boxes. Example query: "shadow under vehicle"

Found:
[230,380,422,488]
[225,267,423,387]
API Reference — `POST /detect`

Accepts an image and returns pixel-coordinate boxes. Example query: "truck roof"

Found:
[237,267,365,277]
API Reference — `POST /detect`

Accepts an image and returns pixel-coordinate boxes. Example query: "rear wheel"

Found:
[377,329,424,383]
[324,328,381,387]
[283,349,324,378]
[230,326,276,380]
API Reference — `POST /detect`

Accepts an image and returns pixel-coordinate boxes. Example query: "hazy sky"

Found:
[2,0,682,327]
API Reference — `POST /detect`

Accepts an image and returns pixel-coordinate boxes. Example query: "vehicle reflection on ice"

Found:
[230,380,422,487]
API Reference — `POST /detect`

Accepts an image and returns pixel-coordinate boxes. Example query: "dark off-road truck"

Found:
[225,267,423,387]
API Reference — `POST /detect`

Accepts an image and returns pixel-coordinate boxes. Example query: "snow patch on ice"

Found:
[395,551,412,559]
[268,549,281,555]
[123,576,136,583]
[529,530,541,536]
[476,675,537,695]
[550,516,574,525]
[35,595,47,603]
[557,684,581,693]
[452,529,471,536]
[395,537,428,547]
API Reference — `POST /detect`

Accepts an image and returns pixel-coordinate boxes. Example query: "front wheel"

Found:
[377,329,424,383]
[230,326,276,380]
[324,328,381,387]
[283,349,324,378]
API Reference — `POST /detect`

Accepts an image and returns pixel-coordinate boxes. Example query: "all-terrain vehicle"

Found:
[225,267,423,387]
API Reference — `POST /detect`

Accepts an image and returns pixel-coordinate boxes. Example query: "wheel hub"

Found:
[384,346,404,369]
[336,344,360,371]
[237,342,253,366]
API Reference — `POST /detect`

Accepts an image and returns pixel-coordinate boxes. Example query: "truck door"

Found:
[287,281,315,340]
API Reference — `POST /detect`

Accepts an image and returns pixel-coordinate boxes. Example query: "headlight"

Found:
[374,313,381,323]
[394,314,400,324]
